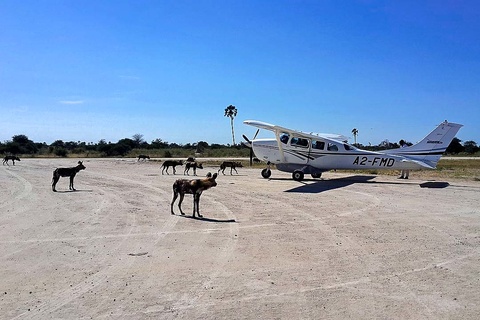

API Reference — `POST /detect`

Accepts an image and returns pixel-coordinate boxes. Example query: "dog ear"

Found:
[212,173,218,180]
[206,172,212,178]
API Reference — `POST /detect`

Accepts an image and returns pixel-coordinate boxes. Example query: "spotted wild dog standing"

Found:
[52,161,86,192]
[171,172,218,218]
[161,160,183,175]
[218,161,243,175]
[3,156,20,165]
[184,161,203,176]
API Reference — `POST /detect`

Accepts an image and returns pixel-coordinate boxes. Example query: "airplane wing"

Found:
[243,120,349,141]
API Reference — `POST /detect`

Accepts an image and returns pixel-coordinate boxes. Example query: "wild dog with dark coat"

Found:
[171,172,218,218]
[184,161,203,176]
[218,161,243,175]
[162,160,183,175]
[137,155,150,161]
[3,156,20,165]
[52,161,86,192]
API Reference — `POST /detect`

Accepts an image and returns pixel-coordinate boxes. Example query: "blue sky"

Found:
[1,0,479,146]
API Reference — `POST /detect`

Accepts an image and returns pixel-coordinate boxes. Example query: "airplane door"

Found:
[288,136,310,164]
[306,139,313,163]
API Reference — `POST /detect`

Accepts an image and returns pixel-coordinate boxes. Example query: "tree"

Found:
[351,128,358,145]
[9,134,37,154]
[446,137,463,154]
[132,134,144,147]
[196,141,209,154]
[12,134,30,144]
[51,140,65,148]
[224,105,238,145]
[463,140,479,154]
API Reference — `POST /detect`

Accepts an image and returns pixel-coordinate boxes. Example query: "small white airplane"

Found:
[243,120,463,181]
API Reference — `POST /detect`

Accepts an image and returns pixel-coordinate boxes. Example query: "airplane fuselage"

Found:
[244,119,463,181]
[252,138,419,173]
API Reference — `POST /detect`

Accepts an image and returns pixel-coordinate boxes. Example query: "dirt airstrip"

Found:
[1,158,480,319]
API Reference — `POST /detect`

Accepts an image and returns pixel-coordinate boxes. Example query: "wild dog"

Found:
[171,172,218,218]
[137,154,150,161]
[3,156,20,165]
[184,161,203,176]
[52,161,86,192]
[218,161,243,175]
[161,160,183,175]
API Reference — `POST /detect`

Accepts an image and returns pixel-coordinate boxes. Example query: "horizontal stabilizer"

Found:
[401,158,436,169]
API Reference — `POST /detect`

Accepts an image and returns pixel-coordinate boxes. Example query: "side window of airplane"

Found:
[344,144,354,151]
[291,137,309,148]
[327,143,338,151]
[312,140,325,150]
[280,133,290,144]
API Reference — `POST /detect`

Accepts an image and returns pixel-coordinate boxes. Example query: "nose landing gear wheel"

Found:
[261,168,272,179]
[292,170,304,181]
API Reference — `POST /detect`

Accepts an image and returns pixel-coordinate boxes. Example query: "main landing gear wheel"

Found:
[292,170,304,181]
[261,168,272,179]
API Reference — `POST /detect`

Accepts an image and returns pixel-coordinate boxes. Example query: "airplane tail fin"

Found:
[384,121,463,168]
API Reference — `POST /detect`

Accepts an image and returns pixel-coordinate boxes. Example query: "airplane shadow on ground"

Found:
[175,214,236,223]
[419,181,450,188]
[284,175,376,193]
[281,176,451,193]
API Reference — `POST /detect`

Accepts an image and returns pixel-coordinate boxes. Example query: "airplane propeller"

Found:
[242,129,259,166]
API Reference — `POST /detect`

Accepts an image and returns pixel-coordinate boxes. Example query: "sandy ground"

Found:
[1,158,480,319]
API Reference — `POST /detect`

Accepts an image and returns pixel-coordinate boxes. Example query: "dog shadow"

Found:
[176,214,236,223]
[53,189,93,193]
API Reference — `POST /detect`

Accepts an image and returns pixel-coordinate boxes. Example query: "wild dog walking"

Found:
[52,161,86,192]
[137,155,150,161]
[161,160,183,175]
[184,161,203,175]
[218,161,243,175]
[171,172,218,218]
[3,156,20,165]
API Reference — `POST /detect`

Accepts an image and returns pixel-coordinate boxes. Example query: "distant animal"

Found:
[218,161,243,175]
[171,172,218,218]
[52,161,86,192]
[184,162,203,176]
[3,156,20,165]
[161,160,183,175]
[137,155,150,161]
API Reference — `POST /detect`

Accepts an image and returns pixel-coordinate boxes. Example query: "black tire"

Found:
[292,170,304,181]
[261,168,272,179]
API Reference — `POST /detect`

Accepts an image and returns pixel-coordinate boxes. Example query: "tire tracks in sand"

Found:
[10,170,177,319]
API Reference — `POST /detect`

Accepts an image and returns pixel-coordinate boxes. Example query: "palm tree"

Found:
[351,128,358,145]
[224,105,238,145]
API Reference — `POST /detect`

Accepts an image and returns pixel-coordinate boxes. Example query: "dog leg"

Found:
[171,192,178,214]
[52,176,59,192]
[178,194,185,215]
[194,193,203,218]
